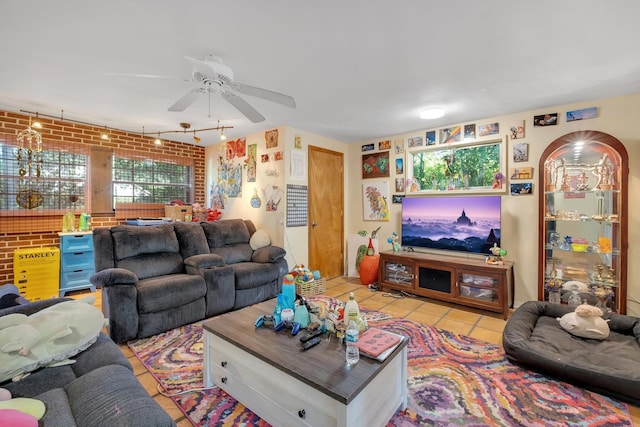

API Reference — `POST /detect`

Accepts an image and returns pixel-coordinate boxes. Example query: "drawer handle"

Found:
[298,409,306,419]
[221,361,227,368]
[221,377,227,384]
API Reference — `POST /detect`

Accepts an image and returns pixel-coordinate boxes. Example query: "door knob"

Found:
[311,222,318,227]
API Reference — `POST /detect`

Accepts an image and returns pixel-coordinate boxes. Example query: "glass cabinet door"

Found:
[538,131,628,313]
[457,272,499,304]
[381,258,414,288]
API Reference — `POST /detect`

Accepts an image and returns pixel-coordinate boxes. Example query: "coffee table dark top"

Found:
[203,299,407,404]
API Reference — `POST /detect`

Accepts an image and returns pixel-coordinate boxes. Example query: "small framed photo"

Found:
[478,122,499,137]
[395,157,403,174]
[408,136,423,147]
[394,139,404,154]
[379,140,391,150]
[566,107,597,122]
[425,130,436,145]
[440,126,461,144]
[464,124,476,140]
[513,142,529,162]
[534,113,558,127]
[395,177,405,192]
[392,194,405,204]
[511,182,533,195]
[509,166,533,180]
[509,120,525,139]
[362,143,375,152]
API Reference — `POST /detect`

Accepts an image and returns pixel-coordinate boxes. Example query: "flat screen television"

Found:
[401,195,501,255]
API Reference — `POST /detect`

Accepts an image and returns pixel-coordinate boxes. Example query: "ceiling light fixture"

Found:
[420,107,445,120]
[193,132,201,144]
[154,133,162,146]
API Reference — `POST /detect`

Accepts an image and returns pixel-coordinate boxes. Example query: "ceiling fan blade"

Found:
[222,92,265,123]
[108,72,186,80]
[168,89,202,112]
[237,83,296,108]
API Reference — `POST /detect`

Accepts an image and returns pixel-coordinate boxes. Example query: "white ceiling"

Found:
[2,1,639,146]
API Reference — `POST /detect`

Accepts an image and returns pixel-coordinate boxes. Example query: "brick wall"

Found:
[0,110,206,284]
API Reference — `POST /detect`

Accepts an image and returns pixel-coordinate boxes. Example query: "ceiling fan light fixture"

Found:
[420,107,445,120]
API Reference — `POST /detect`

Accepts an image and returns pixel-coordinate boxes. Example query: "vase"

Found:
[359,253,380,286]
[548,290,561,304]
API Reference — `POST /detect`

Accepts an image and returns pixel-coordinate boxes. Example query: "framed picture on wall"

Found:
[362,151,390,179]
[362,180,389,221]
[513,142,528,162]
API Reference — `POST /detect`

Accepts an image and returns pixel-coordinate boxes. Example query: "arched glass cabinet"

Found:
[538,130,628,314]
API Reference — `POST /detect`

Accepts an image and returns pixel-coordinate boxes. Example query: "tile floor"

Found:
[75,276,640,426]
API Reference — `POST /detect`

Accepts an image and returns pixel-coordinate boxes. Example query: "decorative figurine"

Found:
[486,243,507,265]
[387,232,401,253]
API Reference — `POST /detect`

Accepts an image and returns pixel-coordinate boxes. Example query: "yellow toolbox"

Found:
[13,247,60,301]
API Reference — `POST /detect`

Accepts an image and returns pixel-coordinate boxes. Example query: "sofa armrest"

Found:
[184,253,225,269]
[90,268,138,287]
[252,245,286,263]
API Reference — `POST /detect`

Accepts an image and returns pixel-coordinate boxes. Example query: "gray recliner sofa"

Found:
[0,298,175,426]
[91,219,288,344]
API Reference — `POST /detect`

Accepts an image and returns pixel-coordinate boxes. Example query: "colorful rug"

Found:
[129,307,632,426]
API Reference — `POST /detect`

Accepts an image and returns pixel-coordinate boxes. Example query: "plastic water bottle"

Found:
[345,320,359,364]
[274,294,285,325]
[281,274,296,310]
[343,292,360,325]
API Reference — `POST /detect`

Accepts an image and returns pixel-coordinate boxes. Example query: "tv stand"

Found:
[379,251,514,319]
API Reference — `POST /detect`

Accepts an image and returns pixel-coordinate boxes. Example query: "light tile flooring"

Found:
[73,276,640,426]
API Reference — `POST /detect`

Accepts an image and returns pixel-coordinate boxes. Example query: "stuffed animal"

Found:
[0,296,107,383]
[0,387,45,427]
[557,304,610,340]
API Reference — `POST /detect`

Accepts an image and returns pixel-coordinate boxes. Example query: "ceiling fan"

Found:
[168,55,296,123]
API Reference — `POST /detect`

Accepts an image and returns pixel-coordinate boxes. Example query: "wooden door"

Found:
[308,146,344,278]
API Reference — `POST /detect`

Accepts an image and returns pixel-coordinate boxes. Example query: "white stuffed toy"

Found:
[557,304,610,340]
[0,296,107,383]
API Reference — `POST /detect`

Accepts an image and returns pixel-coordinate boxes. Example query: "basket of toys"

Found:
[290,264,326,298]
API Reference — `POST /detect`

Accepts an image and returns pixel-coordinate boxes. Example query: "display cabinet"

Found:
[538,131,628,314]
[379,251,513,319]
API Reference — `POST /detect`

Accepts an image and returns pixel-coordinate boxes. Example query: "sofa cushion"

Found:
[249,229,271,250]
[116,253,184,280]
[174,222,210,258]
[111,224,179,259]
[202,219,251,248]
[210,244,253,264]
[136,274,206,314]
[232,262,280,290]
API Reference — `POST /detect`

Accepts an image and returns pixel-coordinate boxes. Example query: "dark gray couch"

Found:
[503,301,640,405]
[0,299,175,426]
[91,219,288,344]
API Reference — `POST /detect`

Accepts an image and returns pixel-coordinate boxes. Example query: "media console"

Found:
[378,250,514,319]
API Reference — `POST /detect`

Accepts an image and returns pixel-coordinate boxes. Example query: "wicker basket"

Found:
[295,278,326,298]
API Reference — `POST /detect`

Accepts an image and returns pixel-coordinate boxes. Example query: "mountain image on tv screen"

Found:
[401,196,501,255]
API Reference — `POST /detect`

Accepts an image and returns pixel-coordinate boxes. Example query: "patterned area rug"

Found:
[129,306,631,426]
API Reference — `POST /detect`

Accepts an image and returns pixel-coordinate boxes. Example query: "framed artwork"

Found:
[440,126,461,143]
[294,136,302,149]
[478,123,499,137]
[509,166,533,180]
[362,143,375,152]
[274,151,283,161]
[510,182,533,195]
[395,157,403,174]
[425,130,436,145]
[261,154,270,163]
[394,139,404,154]
[379,140,391,150]
[362,151,390,179]
[534,113,557,127]
[513,142,529,162]
[566,107,597,122]
[509,120,525,139]
[464,124,476,140]
[408,136,423,147]
[290,150,306,181]
[265,129,278,148]
[392,194,404,204]
[362,180,389,221]
[246,144,257,182]
[286,184,308,226]
[395,177,405,192]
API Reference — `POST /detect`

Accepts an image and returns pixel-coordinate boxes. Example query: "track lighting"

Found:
[154,133,162,146]
[32,113,42,129]
[101,126,110,140]
[193,134,201,143]
[220,130,227,141]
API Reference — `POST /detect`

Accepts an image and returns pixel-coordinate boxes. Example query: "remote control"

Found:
[299,329,324,343]
[300,336,321,351]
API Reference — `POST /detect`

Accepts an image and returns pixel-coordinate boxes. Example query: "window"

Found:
[112,155,193,205]
[0,140,88,211]
[406,139,505,194]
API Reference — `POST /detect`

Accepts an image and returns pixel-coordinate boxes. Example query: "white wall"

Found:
[348,93,640,316]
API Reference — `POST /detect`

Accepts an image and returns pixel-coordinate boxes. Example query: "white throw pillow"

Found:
[250,229,271,250]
